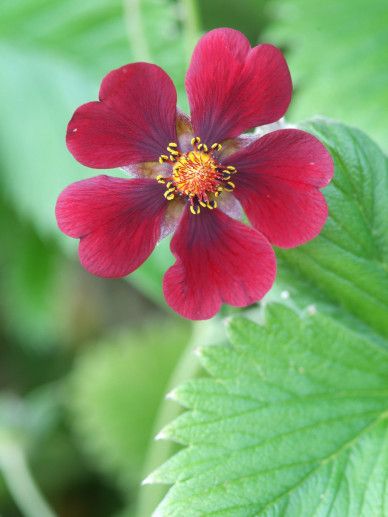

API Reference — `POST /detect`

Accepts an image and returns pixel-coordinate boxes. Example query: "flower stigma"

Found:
[156,137,237,215]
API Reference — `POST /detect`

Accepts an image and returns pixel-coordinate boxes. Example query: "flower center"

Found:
[156,137,237,215]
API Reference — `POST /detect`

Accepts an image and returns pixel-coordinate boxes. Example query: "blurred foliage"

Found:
[265,0,388,151]
[0,0,387,515]
[0,192,63,350]
[198,0,270,42]
[68,323,190,494]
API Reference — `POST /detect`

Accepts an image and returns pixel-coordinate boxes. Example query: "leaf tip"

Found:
[224,315,241,331]
[142,472,156,485]
[165,388,179,401]
[155,430,168,441]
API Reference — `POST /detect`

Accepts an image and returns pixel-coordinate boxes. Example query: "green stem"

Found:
[124,0,152,61]
[180,0,201,63]
[0,438,56,517]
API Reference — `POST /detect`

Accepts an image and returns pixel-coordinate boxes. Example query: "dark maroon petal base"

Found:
[163,208,276,320]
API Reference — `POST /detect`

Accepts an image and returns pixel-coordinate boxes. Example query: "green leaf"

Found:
[0,192,66,349]
[150,305,388,515]
[264,0,388,151]
[274,119,388,339]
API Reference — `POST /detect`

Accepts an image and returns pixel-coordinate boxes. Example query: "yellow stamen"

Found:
[224,181,235,192]
[164,188,176,200]
[165,193,175,200]
[159,154,169,164]
[190,205,200,215]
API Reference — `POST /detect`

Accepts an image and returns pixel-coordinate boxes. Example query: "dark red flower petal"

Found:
[229,129,334,248]
[185,28,292,144]
[163,208,276,320]
[55,176,167,277]
[66,63,177,168]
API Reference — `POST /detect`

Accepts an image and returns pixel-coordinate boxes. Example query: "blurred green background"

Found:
[0,0,387,515]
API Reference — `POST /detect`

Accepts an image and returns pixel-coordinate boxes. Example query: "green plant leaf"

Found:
[274,119,388,339]
[147,120,388,514]
[264,0,388,151]
[149,305,388,515]
[0,191,70,349]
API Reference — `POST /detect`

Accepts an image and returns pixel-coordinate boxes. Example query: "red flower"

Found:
[56,28,333,320]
